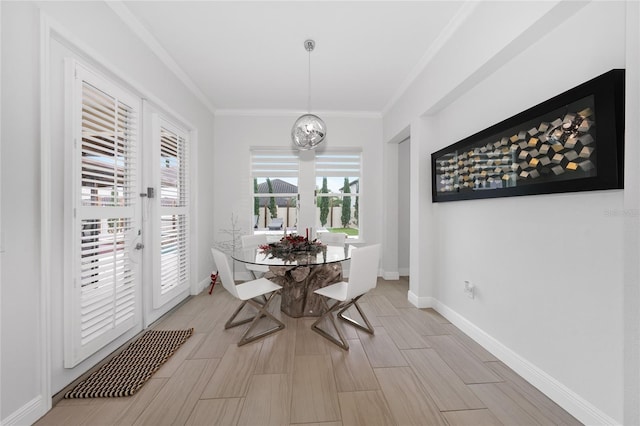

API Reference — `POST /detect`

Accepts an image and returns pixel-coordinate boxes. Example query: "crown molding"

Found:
[381,1,479,116]
[106,1,217,115]
[107,0,476,120]
[214,108,381,118]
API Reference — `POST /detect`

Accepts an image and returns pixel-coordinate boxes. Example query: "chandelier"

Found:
[291,39,327,150]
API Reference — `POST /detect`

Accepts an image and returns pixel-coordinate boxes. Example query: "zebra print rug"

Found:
[64,328,194,398]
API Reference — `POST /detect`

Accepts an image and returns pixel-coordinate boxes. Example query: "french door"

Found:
[64,62,191,368]
[65,62,142,367]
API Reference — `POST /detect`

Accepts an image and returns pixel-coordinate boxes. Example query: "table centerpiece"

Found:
[259,234,326,263]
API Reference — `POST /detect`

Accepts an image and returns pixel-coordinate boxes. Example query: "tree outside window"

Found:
[319,177,329,226]
[266,178,278,219]
[253,178,259,216]
[341,177,351,228]
[353,180,359,225]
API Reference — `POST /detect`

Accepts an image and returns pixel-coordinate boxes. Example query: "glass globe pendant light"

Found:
[292,39,326,150]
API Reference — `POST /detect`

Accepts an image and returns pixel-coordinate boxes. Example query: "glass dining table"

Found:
[232,245,353,318]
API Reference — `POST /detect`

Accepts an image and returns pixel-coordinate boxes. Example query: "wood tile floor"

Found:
[37,277,582,425]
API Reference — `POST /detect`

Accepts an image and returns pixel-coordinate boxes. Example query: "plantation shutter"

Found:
[66,62,140,367]
[153,119,190,308]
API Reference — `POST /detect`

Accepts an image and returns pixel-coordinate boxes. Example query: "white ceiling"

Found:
[118,1,468,114]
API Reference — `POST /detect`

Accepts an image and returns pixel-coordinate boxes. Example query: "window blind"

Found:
[80,81,137,207]
[157,124,190,302]
[79,218,135,344]
[66,62,140,367]
[315,151,362,178]
[251,149,299,178]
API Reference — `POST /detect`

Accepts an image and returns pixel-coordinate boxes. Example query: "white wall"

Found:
[622,2,640,424]
[1,3,42,421]
[397,139,410,275]
[383,1,633,424]
[1,2,215,424]
[212,113,383,269]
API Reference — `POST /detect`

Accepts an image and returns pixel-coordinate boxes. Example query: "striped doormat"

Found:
[64,328,194,398]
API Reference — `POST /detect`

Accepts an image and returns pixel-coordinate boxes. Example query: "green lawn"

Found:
[327,228,359,236]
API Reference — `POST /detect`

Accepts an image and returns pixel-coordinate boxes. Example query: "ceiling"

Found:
[118,1,468,114]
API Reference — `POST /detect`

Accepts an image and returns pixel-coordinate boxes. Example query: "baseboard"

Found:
[434,300,621,426]
[398,267,410,276]
[196,276,210,294]
[382,270,400,280]
[2,395,47,426]
[407,290,435,308]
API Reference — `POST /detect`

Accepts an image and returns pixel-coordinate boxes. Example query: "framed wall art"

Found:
[431,69,625,202]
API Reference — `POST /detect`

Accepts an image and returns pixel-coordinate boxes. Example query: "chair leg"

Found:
[336,295,374,335]
[311,297,350,350]
[254,293,268,305]
[225,300,255,329]
[225,291,275,330]
[237,291,285,346]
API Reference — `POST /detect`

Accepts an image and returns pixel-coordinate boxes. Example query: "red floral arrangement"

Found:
[259,234,326,260]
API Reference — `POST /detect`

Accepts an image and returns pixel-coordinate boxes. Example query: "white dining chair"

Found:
[319,232,347,247]
[311,244,381,350]
[241,234,270,278]
[211,248,285,346]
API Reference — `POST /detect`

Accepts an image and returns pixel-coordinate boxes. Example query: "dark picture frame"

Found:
[431,69,625,202]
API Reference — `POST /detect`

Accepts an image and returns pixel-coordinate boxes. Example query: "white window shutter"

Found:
[153,119,190,308]
[65,62,140,368]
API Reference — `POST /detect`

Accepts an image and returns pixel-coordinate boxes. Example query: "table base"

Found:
[265,263,342,317]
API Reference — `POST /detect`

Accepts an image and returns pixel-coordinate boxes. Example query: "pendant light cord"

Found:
[307,48,312,113]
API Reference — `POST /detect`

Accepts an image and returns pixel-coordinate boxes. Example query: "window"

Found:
[153,119,190,308]
[65,62,140,367]
[251,149,299,233]
[250,148,362,240]
[315,152,361,238]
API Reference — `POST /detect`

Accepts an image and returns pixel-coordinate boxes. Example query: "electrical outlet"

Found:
[464,280,475,299]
